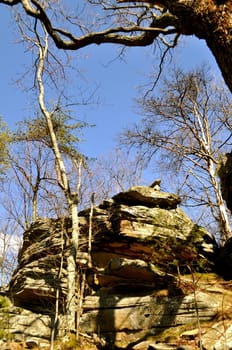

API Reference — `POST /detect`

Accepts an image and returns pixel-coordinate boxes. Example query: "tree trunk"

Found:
[203,0,232,93]
[36,30,80,334]
[168,0,232,92]
[66,198,79,333]
[207,34,232,94]
[207,158,232,241]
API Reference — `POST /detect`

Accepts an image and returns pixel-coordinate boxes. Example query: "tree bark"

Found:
[167,0,232,93]
[36,29,80,334]
[207,158,231,241]
[207,34,232,94]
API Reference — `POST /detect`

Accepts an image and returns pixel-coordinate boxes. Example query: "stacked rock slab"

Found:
[8,186,232,349]
[78,186,218,348]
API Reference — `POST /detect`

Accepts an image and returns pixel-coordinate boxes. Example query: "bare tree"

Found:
[1,139,66,232]
[2,10,97,338]
[7,108,88,225]
[0,220,21,287]
[0,1,231,92]
[80,149,144,207]
[0,117,10,178]
[34,25,84,335]
[120,67,232,242]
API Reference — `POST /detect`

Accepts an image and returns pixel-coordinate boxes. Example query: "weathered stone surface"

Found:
[0,305,52,346]
[80,285,225,348]
[10,187,216,313]
[112,186,181,208]
[9,218,69,310]
[6,185,230,349]
[201,322,232,350]
[88,202,216,276]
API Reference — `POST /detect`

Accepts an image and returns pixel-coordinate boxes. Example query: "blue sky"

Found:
[0,5,221,168]
[0,2,229,241]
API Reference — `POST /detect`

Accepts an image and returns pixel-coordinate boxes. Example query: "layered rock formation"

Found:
[1,186,232,349]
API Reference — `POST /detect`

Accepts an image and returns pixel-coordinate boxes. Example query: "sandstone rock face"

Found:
[6,186,232,349]
[9,218,69,311]
[81,278,232,349]
[112,186,181,208]
[0,298,52,349]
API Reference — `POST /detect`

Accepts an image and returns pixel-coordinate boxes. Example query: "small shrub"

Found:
[55,334,98,350]
[0,296,10,309]
[0,296,12,341]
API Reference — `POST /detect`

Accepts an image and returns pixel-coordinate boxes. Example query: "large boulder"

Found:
[112,186,181,208]
[9,218,69,311]
[84,187,217,279]
[81,275,232,349]
[8,186,221,349]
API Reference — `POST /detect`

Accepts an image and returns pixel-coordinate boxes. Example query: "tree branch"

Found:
[0,0,20,4]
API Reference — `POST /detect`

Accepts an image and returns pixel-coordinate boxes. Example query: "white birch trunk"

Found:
[36,30,80,334]
[194,103,231,242]
[207,158,232,241]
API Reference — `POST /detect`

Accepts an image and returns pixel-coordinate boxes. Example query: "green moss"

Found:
[0,297,12,341]
[55,334,98,350]
[0,296,10,309]
[151,322,198,343]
